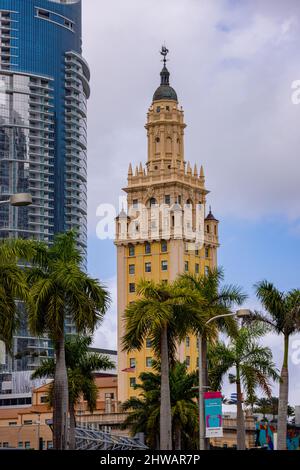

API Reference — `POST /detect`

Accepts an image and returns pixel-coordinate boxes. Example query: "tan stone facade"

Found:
[0,375,119,449]
[115,59,219,403]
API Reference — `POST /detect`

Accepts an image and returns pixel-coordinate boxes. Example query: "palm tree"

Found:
[0,238,36,349]
[178,268,246,448]
[170,362,199,450]
[122,280,202,450]
[208,323,280,450]
[31,335,114,449]
[122,361,199,450]
[254,397,271,420]
[254,281,300,449]
[26,231,110,449]
[178,268,246,384]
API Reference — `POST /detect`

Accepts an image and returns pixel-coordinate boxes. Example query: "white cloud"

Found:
[92,276,117,351]
[83,0,300,234]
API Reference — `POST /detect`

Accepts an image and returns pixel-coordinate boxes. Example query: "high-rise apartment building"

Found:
[115,50,219,403]
[0,0,89,373]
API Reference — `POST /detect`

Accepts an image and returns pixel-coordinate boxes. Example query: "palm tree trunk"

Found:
[53,333,69,450]
[174,424,181,450]
[160,326,172,450]
[277,334,289,450]
[236,368,246,450]
[69,404,76,450]
[201,335,209,450]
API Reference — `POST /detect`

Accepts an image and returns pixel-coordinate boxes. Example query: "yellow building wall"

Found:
[119,239,215,401]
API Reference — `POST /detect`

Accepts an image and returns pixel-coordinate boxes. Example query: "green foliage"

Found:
[122,279,202,362]
[0,238,36,349]
[177,267,247,339]
[122,362,199,449]
[208,323,280,400]
[26,231,110,341]
[254,281,300,337]
[31,335,115,411]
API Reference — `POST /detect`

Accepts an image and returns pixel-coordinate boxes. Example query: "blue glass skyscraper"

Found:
[0,0,89,256]
[0,0,90,375]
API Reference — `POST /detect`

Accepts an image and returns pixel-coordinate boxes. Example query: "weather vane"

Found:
[160,45,169,66]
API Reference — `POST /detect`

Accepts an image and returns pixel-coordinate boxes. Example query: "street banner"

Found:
[204,391,223,438]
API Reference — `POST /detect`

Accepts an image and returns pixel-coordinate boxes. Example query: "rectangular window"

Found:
[145,242,151,254]
[129,283,135,293]
[8,422,17,426]
[205,247,209,258]
[130,358,136,368]
[129,264,135,275]
[145,262,151,273]
[164,195,170,205]
[146,357,152,368]
[25,442,31,449]
[47,441,53,449]
[37,9,50,19]
[186,337,190,347]
[205,266,210,276]
[130,378,136,388]
[195,249,199,256]
[161,260,168,271]
[195,263,199,274]
[196,357,199,367]
[177,195,182,204]
[128,245,135,257]
[18,442,23,448]
[161,240,167,252]
[146,338,152,348]
[185,356,190,367]
[24,420,32,425]
[185,261,189,272]
[132,199,138,208]
[40,396,48,403]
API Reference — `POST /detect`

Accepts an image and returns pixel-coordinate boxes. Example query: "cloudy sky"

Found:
[81,0,300,404]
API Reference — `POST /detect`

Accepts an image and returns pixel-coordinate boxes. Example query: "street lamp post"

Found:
[198,309,251,450]
[0,193,32,207]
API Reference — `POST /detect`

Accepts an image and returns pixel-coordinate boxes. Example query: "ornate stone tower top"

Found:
[125,47,205,202]
[145,46,186,170]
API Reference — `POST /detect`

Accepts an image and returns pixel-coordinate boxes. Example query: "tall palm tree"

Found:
[26,231,110,449]
[208,323,280,450]
[31,335,114,449]
[122,280,202,450]
[122,361,199,450]
[255,281,300,449]
[0,238,36,349]
[178,268,246,448]
[178,268,246,385]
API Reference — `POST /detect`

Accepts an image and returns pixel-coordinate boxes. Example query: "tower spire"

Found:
[153,45,178,102]
[160,44,169,67]
[159,45,170,86]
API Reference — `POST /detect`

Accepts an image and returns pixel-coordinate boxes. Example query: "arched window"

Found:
[148,197,157,207]
[155,136,160,153]
[166,137,172,153]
